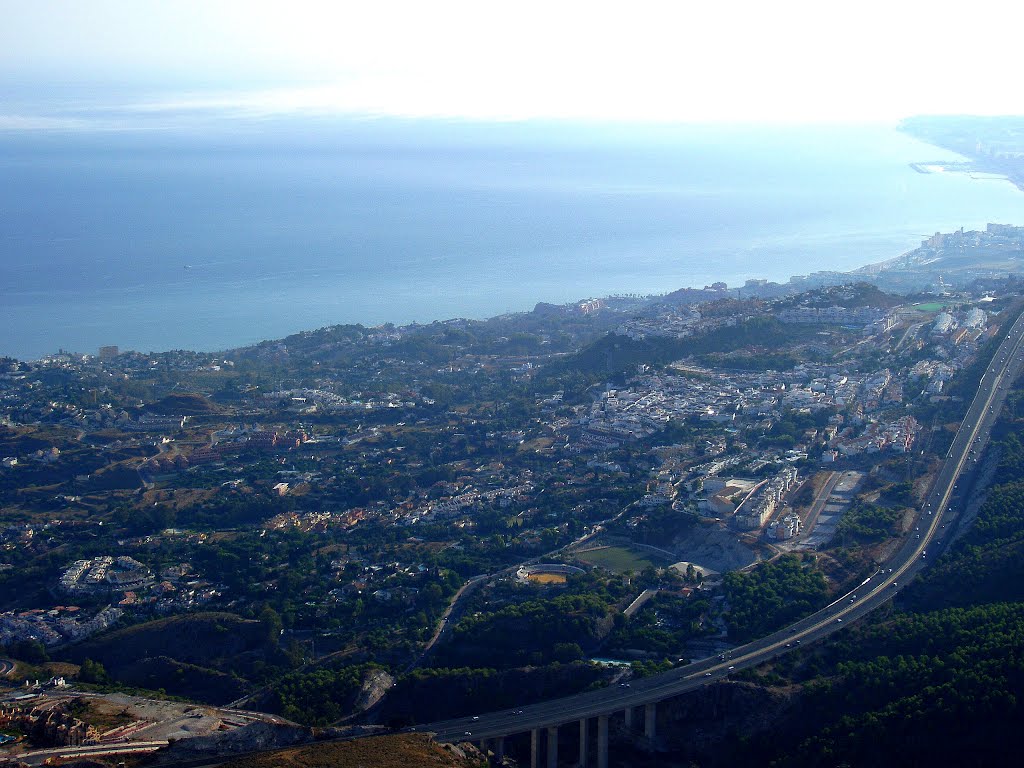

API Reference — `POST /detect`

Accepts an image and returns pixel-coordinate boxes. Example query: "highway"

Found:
[426,310,1024,744]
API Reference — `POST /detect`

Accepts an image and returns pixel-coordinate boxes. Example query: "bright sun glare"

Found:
[1,0,1023,125]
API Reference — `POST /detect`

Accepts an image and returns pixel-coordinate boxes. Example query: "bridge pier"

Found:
[644,702,657,740]
[493,736,504,763]
[623,706,633,729]
[597,714,609,768]
[547,725,559,768]
[531,728,541,768]
[578,717,588,767]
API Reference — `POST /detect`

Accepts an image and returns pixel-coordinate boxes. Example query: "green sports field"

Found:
[573,545,671,574]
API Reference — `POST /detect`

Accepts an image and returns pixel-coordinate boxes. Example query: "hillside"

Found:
[65,612,270,702]
[217,734,486,768]
[144,392,223,415]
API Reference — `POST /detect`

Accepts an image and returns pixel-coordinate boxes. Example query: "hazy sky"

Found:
[2,0,1022,127]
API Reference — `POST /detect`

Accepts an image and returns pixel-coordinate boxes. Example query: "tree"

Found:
[259,605,283,649]
[10,639,48,663]
[78,658,108,683]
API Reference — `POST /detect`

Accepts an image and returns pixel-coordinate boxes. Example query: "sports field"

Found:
[573,545,671,574]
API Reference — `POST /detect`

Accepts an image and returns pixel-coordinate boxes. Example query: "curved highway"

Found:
[427,309,1024,743]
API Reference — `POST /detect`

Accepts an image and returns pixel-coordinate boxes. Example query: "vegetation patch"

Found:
[829,500,902,546]
[267,662,386,726]
[723,555,829,643]
[67,612,268,674]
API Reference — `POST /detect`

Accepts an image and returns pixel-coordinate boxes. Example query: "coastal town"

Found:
[1,224,1023,761]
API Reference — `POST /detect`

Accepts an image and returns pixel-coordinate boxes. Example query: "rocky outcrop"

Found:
[151,720,313,763]
[352,668,395,714]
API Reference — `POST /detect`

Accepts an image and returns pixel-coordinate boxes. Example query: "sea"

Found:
[1,117,1023,361]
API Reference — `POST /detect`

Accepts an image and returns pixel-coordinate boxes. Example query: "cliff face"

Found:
[643,681,797,767]
[352,668,396,714]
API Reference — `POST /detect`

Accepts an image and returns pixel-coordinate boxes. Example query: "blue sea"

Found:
[1,118,1023,360]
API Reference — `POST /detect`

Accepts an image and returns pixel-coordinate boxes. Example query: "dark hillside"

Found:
[66,612,265,671]
[144,392,222,415]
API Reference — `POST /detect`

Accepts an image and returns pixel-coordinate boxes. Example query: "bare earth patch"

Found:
[217,734,486,768]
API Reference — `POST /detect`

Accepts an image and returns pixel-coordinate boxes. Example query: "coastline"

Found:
[6,120,1024,360]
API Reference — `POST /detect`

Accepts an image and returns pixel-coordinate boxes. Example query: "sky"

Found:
[1,0,1023,128]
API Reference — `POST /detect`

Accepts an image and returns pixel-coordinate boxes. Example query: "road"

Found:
[404,504,635,674]
[13,740,168,766]
[796,470,841,539]
[425,309,1024,743]
[402,571,493,674]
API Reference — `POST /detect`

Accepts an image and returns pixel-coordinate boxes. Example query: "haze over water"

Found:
[1,118,1023,360]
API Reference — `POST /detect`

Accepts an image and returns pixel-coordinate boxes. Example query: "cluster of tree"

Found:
[830,500,902,545]
[723,555,828,643]
[606,593,712,655]
[268,662,386,726]
[698,350,801,371]
[757,408,833,450]
[438,592,612,668]
[538,315,802,389]
[77,658,108,683]
[759,602,1024,767]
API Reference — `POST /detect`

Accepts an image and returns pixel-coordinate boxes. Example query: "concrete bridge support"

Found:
[578,717,589,767]
[597,714,609,768]
[644,702,657,740]
[531,728,541,768]
[623,706,633,729]
[493,736,504,763]
[547,725,559,768]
